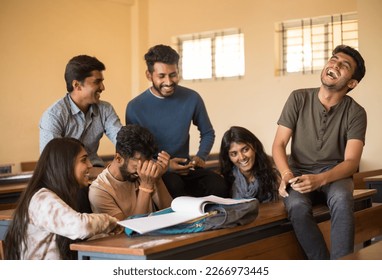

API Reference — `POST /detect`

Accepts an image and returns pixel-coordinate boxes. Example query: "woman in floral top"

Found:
[5,138,118,259]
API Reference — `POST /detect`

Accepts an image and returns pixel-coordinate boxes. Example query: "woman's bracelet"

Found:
[281,169,293,179]
[139,186,154,194]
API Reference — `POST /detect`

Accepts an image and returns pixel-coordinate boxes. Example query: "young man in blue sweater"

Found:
[126,44,228,198]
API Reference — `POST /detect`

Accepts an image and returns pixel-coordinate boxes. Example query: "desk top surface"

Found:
[0,171,32,180]
[0,172,32,196]
[70,189,376,257]
[0,182,28,195]
[0,209,14,220]
[353,188,376,197]
[363,175,382,182]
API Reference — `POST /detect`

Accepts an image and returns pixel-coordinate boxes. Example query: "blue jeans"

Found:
[284,176,354,260]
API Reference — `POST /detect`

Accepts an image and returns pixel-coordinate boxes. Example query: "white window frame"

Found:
[174,28,245,81]
[275,12,358,76]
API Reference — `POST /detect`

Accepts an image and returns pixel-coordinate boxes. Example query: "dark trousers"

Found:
[162,168,229,198]
[284,177,354,260]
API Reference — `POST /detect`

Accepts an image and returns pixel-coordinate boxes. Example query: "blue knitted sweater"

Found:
[125,85,215,160]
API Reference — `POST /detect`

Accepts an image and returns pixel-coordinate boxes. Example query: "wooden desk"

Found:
[0,172,32,184]
[71,201,289,260]
[353,169,382,189]
[71,189,380,260]
[0,183,28,195]
[341,240,382,260]
[363,175,382,202]
[0,209,14,240]
[363,175,382,182]
[0,182,27,210]
[0,172,31,210]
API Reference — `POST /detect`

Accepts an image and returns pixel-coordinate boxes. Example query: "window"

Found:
[174,28,245,80]
[275,12,358,75]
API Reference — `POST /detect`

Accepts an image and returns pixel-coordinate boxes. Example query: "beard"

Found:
[152,82,177,97]
[119,163,139,182]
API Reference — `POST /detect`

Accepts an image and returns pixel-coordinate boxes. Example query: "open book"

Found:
[117,195,255,234]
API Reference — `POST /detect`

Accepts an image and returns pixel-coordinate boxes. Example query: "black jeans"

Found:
[162,168,229,198]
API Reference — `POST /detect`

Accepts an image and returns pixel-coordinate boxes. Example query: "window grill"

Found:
[276,12,358,76]
[174,28,245,81]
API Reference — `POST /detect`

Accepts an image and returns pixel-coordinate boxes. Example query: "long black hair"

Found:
[5,138,85,259]
[219,126,279,202]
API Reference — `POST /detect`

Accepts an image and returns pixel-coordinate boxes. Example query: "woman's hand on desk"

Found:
[87,225,124,241]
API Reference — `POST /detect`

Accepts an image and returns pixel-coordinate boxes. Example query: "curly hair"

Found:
[116,124,158,160]
[219,126,279,202]
[144,44,180,73]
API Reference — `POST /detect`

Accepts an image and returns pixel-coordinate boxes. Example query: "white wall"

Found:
[0,0,134,172]
[1,0,381,172]
[144,0,381,171]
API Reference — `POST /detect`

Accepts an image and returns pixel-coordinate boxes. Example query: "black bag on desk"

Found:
[123,198,259,236]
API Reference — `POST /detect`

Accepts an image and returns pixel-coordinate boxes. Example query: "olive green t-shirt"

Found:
[277,88,367,170]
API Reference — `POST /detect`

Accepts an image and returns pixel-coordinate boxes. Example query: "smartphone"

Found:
[286,179,300,193]
[179,158,191,166]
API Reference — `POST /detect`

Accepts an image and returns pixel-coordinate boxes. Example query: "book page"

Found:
[118,195,256,234]
[171,195,255,214]
[117,210,204,234]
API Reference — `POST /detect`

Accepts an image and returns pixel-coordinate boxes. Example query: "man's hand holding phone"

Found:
[170,157,193,175]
